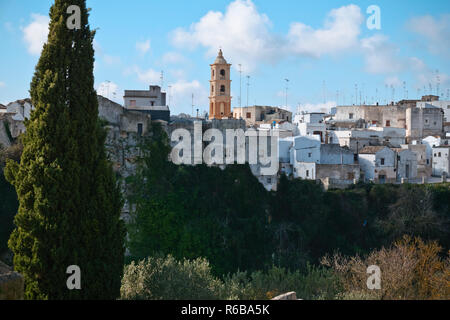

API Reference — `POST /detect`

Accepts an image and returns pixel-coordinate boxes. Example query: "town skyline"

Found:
[1,0,449,115]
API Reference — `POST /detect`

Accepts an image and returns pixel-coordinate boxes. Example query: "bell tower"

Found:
[209,49,232,119]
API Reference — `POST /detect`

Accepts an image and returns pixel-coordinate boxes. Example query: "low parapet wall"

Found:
[0,261,24,300]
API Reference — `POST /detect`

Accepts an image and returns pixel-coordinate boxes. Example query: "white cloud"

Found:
[171,1,365,72]
[169,69,187,79]
[171,0,280,72]
[300,101,336,113]
[288,5,364,57]
[169,80,209,114]
[409,60,450,93]
[162,52,186,64]
[103,55,121,65]
[136,40,151,55]
[97,81,122,103]
[126,66,161,84]
[22,14,49,55]
[384,76,402,88]
[93,40,121,66]
[408,14,450,57]
[361,35,405,74]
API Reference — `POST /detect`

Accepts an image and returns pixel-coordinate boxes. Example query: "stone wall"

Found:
[0,118,12,148]
[316,164,360,181]
[0,261,24,300]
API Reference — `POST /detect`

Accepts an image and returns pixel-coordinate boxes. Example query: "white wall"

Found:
[396,149,418,179]
[290,136,321,164]
[417,100,450,122]
[432,147,450,176]
[293,162,316,180]
[358,154,376,180]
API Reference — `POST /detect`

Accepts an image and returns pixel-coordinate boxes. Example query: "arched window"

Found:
[220,85,225,93]
[220,69,225,77]
[212,70,215,77]
[211,85,214,93]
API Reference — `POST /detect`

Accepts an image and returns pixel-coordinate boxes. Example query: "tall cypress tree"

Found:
[4,0,125,300]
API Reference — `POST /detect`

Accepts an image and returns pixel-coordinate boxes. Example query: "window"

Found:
[267,177,272,183]
[306,170,309,177]
[427,159,430,165]
[211,85,214,93]
[151,101,155,106]
[212,70,215,77]
[308,153,312,158]
[347,172,355,180]
[425,119,429,124]
[220,69,225,77]
[220,85,225,94]
[137,123,143,136]
[246,112,251,119]
[349,113,354,119]
[381,158,385,165]
[130,100,136,107]
[439,152,442,157]
[386,120,391,127]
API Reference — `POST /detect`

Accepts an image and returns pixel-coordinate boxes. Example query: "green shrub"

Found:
[120,255,223,300]
[120,255,341,300]
[223,264,341,300]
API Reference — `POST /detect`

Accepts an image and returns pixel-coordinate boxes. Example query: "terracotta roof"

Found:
[359,146,386,154]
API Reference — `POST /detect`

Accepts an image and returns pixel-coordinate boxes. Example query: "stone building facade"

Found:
[334,96,444,141]
[209,50,232,119]
[124,85,166,108]
[358,146,396,183]
[233,105,292,126]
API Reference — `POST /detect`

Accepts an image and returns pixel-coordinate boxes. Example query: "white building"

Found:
[393,148,418,180]
[294,112,326,143]
[358,146,396,183]
[293,112,325,125]
[124,85,166,108]
[259,122,298,138]
[401,143,431,178]
[417,100,450,123]
[278,137,295,176]
[369,127,406,147]
[432,146,450,177]
[287,136,358,182]
[329,129,382,152]
[2,99,34,139]
[329,127,406,153]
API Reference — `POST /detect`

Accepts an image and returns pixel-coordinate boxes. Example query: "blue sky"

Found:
[0,0,449,115]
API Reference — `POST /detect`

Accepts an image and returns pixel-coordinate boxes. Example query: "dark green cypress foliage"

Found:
[4,0,125,300]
